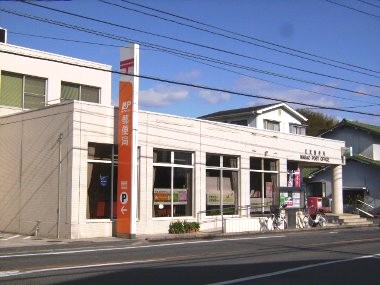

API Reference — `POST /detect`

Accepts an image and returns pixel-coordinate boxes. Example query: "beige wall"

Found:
[0,103,73,237]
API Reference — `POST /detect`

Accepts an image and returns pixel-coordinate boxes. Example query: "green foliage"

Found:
[297,109,339,136]
[168,220,200,234]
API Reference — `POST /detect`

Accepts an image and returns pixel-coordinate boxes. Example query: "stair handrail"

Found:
[356,199,374,209]
[356,199,374,218]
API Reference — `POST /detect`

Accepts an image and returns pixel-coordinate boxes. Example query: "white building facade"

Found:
[0,43,346,239]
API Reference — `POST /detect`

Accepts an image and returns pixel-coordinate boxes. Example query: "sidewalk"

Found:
[1,219,379,249]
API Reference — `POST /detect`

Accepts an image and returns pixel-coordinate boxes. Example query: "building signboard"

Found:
[117,44,139,238]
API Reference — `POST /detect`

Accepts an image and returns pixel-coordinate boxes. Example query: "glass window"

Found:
[0,72,46,109]
[250,158,262,170]
[87,143,116,219]
[61,82,79,101]
[206,154,220,167]
[24,76,46,109]
[264,120,280,131]
[264,159,277,171]
[153,149,193,218]
[154,149,171,163]
[206,154,239,216]
[290,124,306,135]
[250,157,278,213]
[81,85,99,103]
[174,151,192,165]
[61,82,100,103]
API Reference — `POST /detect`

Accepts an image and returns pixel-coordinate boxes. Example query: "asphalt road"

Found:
[0,227,379,284]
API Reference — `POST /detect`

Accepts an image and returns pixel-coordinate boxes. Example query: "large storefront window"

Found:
[87,143,117,219]
[206,154,239,216]
[250,158,278,212]
[153,149,193,218]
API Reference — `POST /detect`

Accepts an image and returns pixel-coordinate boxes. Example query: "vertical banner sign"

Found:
[117,44,139,238]
[294,168,301,188]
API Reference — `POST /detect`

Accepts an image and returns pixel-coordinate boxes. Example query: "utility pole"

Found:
[57,133,63,239]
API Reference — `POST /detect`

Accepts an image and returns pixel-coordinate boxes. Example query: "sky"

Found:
[0,0,379,125]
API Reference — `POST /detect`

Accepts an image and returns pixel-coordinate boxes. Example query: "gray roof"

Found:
[198,103,307,122]
[198,103,280,119]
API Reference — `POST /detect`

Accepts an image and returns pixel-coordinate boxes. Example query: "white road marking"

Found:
[23,236,32,240]
[3,235,20,241]
[0,235,285,259]
[209,253,380,285]
[0,271,20,277]
[0,258,165,278]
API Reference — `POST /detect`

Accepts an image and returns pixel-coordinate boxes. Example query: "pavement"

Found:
[1,218,379,250]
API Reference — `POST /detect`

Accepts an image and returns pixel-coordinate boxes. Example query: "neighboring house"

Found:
[199,103,308,135]
[305,119,380,215]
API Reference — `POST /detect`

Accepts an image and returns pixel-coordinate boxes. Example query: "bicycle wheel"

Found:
[319,213,328,227]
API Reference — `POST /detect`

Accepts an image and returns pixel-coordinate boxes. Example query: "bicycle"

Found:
[302,205,328,227]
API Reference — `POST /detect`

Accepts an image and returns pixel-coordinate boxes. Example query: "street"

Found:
[0,227,379,284]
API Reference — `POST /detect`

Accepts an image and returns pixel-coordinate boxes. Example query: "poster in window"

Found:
[266,182,273,198]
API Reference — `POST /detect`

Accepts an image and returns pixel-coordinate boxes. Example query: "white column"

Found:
[332,165,343,214]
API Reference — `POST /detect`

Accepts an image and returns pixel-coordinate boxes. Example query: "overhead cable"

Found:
[110,0,379,75]
[1,49,379,117]
[1,7,379,100]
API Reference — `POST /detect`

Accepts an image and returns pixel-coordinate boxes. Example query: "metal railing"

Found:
[356,199,374,218]
[196,204,273,233]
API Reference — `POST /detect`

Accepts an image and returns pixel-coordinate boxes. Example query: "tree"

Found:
[297,109,339,136]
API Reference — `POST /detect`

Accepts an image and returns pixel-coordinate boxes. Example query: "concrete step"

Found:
[326,213,374,226]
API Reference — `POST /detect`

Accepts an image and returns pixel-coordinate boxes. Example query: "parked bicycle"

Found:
[260,203,288,232]
[302,205,328,227]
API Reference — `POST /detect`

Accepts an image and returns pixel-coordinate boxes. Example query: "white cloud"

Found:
[235,76,340,109]
[198,90,231,104]
[139,85,189,107]
[175,70,201,81]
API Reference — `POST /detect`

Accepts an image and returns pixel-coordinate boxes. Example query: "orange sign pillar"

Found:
[117,44,139,238]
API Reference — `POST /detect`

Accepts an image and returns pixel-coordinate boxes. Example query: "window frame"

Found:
[205,153,240,216]
[61,81,100,103]
[0,71,47,110]
[289,123,306,135]
[153,149,194,218]
[264,119,280,131]
[249,157,279,212]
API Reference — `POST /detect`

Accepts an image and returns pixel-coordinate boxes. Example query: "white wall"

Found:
[0,103,345,238]
[0,43,112,107]
[256,108,303,132]
[136,111,344,235]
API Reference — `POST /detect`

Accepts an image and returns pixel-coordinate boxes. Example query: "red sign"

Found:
[117,81,133,236]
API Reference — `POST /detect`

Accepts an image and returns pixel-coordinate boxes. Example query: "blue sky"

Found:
[1,0,379,125]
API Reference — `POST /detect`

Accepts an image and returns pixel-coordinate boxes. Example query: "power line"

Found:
[111,0,380,76]
[356,0,380,9]
[23,1,380,88]
[325,0,380,19]
[10,31,379,107]
[2,7,379,100]
[1,49,379,117]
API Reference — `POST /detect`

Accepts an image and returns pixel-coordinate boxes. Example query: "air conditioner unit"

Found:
[0,28,7,44]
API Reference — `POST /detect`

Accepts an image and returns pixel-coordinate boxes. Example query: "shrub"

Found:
[168,220,200,234]
[168,220,185,234]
